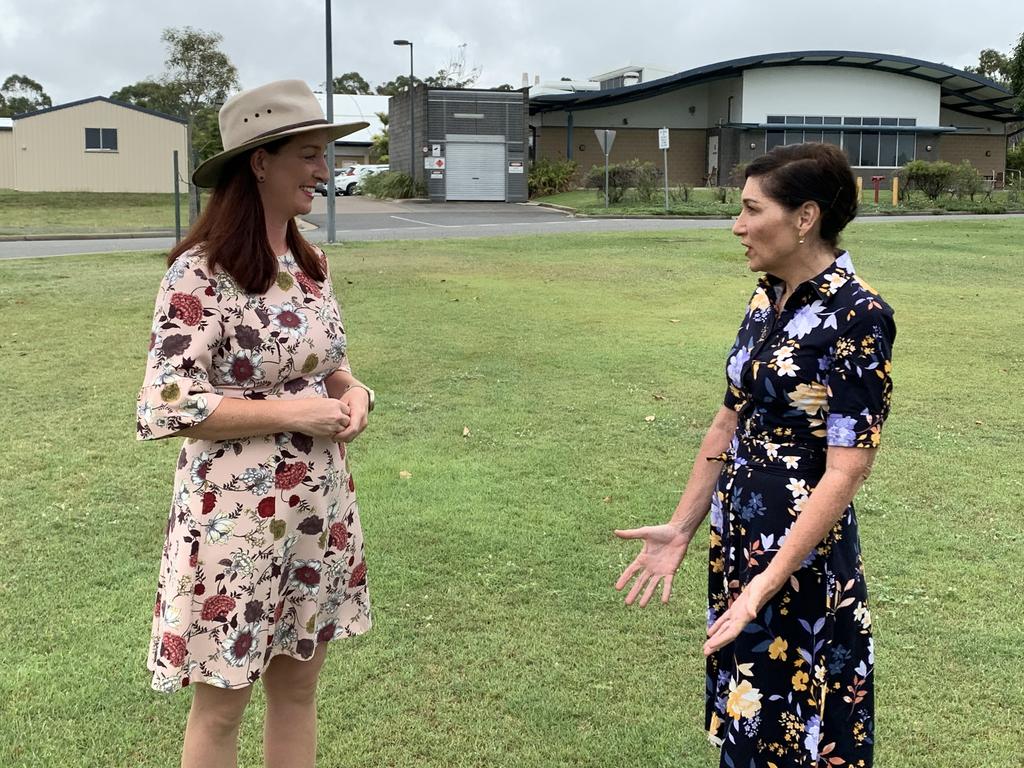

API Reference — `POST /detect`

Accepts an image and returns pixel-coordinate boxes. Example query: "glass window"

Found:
[767,115,785,124]
[897,133,915,164]
[786,116,803,124]
[843,132,861,165]
[880,117,898,126]
[765,130,785,151]
[785,129,803,145]
[879,133,897,166]
[804,130,823,143]
[898,118,917,126]
[861,132,880,166]
[822,131,841,146]
[85,127,117,151]
[805,117,823,125]
[862,117,880,126]
[824,116,842,126]
[844,117,862,126]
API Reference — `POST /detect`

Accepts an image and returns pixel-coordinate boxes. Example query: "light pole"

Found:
[325,0,336,242]
[393,39,415,183]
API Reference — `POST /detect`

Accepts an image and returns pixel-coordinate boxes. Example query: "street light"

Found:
[393,39,415,183]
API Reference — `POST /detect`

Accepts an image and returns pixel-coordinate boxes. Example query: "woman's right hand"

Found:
[289,398,351,438]
[614,524,693,607]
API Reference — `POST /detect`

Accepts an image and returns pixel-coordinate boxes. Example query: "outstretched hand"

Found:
[614,524,693,607]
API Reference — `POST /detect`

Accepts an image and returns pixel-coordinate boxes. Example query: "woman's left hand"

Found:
[333,388,369,443]
[703,574,773,656]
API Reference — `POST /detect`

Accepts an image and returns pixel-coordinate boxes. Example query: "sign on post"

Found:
[595,129,617,208]
[659,127,670,210]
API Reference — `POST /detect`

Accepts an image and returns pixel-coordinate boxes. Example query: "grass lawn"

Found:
[0,189,204,235]
[538,187,1023,217]
[1,221,1021,767]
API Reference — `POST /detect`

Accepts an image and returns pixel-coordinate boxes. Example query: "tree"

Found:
[370,111,388,163]
[0,74,52,116]
[422,45,481,89]
[494,84,516,91]
[110,80,184,117]
[332,72,371,95]
[1011,33,1024,113]
[375,75,419,96]
[160,26,240,220]
[964,48,1011,86]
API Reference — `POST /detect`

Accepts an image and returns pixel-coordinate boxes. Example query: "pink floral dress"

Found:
[136,248,371,693]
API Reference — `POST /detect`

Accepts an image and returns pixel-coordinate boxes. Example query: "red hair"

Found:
[168,141,326,293]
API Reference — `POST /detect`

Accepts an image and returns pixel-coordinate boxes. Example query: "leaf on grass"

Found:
[463,426,471,437]
[669,319,680,324]
[399,470,412,479]
[652,393,665,401]
[602,496,612,503]
[644,415,656,423]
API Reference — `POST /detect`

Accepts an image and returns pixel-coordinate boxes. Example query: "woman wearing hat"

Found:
[136,80,373,767]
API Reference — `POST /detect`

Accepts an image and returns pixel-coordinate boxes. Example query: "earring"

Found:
[798,232,805,244]
[257,174,266,183]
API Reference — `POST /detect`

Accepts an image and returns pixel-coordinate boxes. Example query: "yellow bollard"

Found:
[892,176,899,206]
[855,176,863,202]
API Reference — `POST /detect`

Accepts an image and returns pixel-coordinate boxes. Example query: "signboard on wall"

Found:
[508,161,524,174]
[425,157,446,169]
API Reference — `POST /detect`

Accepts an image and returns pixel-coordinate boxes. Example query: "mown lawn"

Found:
[0,221,1021,767]
[0,189,205,235]
[538,187,1022,217]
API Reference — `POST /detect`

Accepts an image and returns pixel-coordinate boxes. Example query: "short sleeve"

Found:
[136,255,225,440]
[316,247,352,375]
[825,310,895,448]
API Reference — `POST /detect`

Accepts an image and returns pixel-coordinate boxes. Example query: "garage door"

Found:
[446,140,506,201]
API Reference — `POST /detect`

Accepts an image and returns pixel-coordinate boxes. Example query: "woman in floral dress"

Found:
[136,80,374,768]
[615,143,894,767]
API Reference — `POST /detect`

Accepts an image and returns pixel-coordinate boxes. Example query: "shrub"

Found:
[528,158,579,198]
[1007,142,1024,173]
[631,160,660,203]
[730,162,749,186]
[671,184,692,203]
[951,161,985,200]
[584,162,635,204]
[714,186,731,204]
[360,171,426,199]
[902,159,956,200]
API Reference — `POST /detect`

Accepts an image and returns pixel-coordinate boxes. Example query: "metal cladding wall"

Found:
[425,89,528,202]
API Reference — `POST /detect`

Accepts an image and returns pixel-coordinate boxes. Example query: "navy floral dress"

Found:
[705,252,895,767]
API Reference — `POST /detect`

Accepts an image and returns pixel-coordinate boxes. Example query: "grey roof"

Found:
[12,96,188,124]
[530,50,1021,122]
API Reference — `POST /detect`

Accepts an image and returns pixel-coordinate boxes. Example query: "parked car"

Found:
[337,164,390,195]
[315,167,353,196]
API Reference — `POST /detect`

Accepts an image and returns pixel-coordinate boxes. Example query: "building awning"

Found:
[531,50,1022,122]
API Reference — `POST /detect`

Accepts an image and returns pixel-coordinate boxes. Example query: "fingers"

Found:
[614,560,642,591]
[660,574,674,604]
[625,569,652,605]
[638,574,661,607]
[707,608,730,637]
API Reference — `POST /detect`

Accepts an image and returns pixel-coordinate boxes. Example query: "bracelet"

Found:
[346,383,375,412]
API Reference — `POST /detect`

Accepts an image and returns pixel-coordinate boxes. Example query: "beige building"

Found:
[1,97,188,192]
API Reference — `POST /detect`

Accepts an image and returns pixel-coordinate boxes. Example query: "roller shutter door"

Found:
[446,141,506,201]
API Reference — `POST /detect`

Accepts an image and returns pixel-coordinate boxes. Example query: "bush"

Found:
[902,159,956,200]
[360,171,427,199]
[1007,142,1024,173]
[671,184,692,203]
[528,158,578,198]
[951,161,985,201]
[730,162,749,186]
[584,159,660,204]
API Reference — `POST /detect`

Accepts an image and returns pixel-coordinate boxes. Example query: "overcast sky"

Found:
[2,0,1022,105]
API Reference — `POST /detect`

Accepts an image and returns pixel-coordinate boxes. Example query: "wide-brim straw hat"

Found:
[192,79,368,188]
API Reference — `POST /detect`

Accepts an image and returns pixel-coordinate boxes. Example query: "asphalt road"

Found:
[1,196,1022,260]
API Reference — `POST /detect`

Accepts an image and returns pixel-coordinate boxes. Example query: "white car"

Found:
[316,167,353,196]
[336,164,390,195]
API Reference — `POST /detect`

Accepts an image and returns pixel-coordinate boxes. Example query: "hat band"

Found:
[243,118,331,144]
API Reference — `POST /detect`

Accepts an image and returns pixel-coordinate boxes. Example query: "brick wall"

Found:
[536,126,707,185]
[939,134,1006,176]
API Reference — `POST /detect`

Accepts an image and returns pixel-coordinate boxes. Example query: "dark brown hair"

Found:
[168,139,326,292]
[745,143,859,248]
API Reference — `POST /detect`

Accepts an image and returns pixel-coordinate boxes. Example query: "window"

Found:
[762,116,916,166]
[85,128,118,151]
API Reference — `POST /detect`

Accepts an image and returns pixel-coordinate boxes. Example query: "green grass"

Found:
[538,187,1024,217]
[0,189,203,235]
[1,221,1022,767]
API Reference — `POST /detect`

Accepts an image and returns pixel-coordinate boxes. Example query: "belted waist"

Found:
[710,432,826,475]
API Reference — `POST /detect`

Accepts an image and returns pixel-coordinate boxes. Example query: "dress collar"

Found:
[757,251,857,307]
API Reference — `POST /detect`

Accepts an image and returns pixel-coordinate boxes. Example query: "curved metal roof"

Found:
[531,50,1020,122]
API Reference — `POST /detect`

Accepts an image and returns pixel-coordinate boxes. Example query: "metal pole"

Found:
[409,44,415,185]
[325,0,336,243]
[173,150,182,243]
[604,131,609,208]
[663,147,669,211]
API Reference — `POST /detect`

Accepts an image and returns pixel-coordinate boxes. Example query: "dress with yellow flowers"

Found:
[706,252,894,767]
